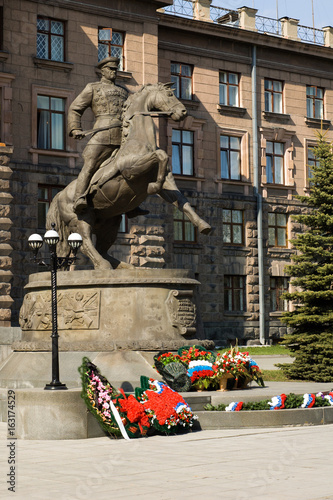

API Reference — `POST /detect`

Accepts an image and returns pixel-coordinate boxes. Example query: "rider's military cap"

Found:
[97,56,120,70]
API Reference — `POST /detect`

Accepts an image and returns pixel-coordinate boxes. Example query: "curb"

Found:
[195,406,333,429]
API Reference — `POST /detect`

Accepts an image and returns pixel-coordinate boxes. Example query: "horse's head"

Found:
[149,83,187,122]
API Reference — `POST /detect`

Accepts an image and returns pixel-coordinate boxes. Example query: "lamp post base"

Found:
[44,382,68,391]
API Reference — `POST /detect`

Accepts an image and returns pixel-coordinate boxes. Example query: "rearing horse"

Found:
[47,83,211,269]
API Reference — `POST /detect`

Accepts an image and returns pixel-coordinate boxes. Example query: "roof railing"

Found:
[162,1,331,48]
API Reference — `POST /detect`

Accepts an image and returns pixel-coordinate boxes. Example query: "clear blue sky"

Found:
[213,0,333,29]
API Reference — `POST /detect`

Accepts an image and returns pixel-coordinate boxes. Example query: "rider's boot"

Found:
[73,195,88,214]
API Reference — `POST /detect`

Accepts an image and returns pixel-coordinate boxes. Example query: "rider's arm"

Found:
[68,83,93,137]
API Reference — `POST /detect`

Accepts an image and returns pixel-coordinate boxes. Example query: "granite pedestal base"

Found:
[18,268,205,348]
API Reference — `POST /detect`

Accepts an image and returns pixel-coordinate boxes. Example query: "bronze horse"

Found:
[47,83,211,269]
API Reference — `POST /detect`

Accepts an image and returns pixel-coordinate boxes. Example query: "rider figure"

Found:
[68,56,129,214]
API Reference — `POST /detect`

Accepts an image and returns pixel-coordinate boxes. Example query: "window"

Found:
[98,28,124,70]
[172,129,194,176]
[38,185,63,229]
[266,141,284,184]
[220,135,241,180]
[219,71,239,107]
[37,17,65,61]
[224,276,246,312]
[307,145,319,181]
[268,213,287,247]
[173,207,196,243]
[118,214,128,233]
[264,79,283,113]
[223,209,243,245]
[306,85,324,119]
[270,277,289,312]
[171,63,192,100]
[37,95,65,150]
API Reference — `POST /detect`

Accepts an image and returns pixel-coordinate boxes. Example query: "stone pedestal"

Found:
[0,268,213,399]
[17,268,205,350]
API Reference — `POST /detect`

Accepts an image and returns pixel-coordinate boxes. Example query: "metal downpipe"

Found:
[251,45,266,344]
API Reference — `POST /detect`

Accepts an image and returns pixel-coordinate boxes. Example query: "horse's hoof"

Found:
[115,261,135,270]
[198,221,212,235]
[95,261,112,270]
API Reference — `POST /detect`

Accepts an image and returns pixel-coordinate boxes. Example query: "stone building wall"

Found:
[0,0,333,347]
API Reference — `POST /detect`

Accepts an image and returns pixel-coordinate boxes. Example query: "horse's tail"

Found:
[46,191,71,255]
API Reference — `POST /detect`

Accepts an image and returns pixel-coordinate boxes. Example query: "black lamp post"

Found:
[28,224,83,390]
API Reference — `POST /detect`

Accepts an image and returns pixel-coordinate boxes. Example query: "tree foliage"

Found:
[279,134,333,382]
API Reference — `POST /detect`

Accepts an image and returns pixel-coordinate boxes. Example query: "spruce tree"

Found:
[279,134,333,382]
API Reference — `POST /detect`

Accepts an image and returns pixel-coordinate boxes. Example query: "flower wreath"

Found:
[79,358,196,439]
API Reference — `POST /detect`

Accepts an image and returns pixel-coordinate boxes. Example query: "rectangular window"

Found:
[223,209,244,245]
[219,71,239,106]
[270,277,289,312]
[220,135,241,180]
[306,85,324,119]
[224,275,246,312]
[264,79,283,113]
[268,213,287,247]
[307,145,318,180]
[266,141,284,184]
[118,214,128,233]
[174,207,196,242]
[172,129,194,176]
[171,63,192,100]
[98,28,124,70]
[37,17,65,61]
[38,185,63,229]
[37,95,65,150]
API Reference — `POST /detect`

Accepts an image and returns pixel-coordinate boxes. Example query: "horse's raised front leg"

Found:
[76,215,112,270]
[119,150,168,195]
[146,149,169,195]
[159,172,212,234]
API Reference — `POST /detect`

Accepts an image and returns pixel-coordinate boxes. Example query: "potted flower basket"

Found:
[216,372,236,392]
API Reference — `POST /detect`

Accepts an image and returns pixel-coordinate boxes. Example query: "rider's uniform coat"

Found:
[68,81,128,145]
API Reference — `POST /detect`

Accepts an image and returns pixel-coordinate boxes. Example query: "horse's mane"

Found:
[121,83,167,146]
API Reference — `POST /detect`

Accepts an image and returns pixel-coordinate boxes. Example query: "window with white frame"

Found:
[219,71,239,107]
[220,135,241,180]
[172,129,194,176]
[37,95,65,150]
[266,141,284,184]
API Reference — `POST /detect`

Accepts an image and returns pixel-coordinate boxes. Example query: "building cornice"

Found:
[159,13,333,61]
[27,0,162,24]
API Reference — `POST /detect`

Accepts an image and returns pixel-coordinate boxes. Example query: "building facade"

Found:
[1,0,333,348]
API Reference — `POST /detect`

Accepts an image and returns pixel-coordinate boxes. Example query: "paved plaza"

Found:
[0,420,332,500]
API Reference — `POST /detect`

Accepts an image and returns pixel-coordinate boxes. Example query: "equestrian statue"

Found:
[46,57,211,270]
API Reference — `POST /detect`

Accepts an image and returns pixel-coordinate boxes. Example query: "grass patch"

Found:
[261,369,293,382]
[217,345,292,356]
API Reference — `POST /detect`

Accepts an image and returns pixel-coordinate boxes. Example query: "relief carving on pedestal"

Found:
[19,290,100,330]
[166,289,196,336]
